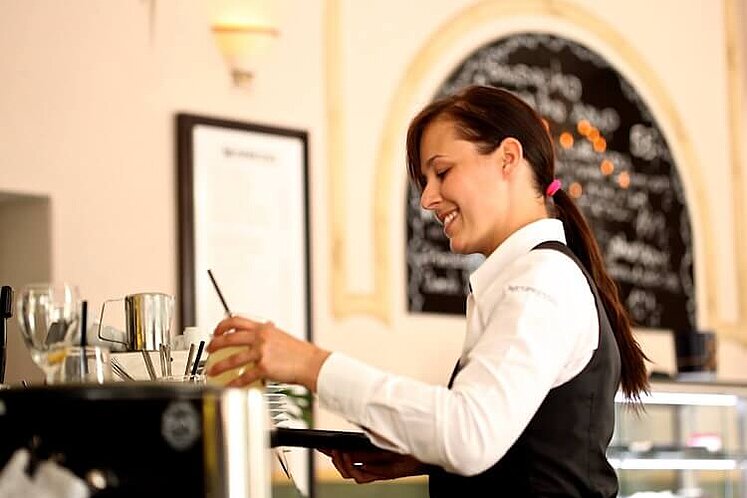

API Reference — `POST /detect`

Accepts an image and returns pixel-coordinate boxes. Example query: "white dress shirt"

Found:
[317,218,599,476]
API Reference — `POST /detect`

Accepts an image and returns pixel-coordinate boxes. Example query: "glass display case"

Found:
[612,380,747,498]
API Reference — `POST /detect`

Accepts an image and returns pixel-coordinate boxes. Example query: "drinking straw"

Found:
[80,300,88,375]
[80,301,87,348]
[165,344,172,376]
[158,345,167,377]
[110,357,135,381]
[207,269,232,316]
[191,340,205,377]
[184,343,196,376]
[141,350,157,380]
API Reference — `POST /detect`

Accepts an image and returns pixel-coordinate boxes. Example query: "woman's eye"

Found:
[436,169,448,178]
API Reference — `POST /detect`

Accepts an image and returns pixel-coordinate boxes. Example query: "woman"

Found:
[207,85,649,496]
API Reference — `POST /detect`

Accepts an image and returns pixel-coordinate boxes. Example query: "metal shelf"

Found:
[609,454,741,471]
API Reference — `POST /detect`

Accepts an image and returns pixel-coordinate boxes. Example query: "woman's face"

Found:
[419,118,509,256]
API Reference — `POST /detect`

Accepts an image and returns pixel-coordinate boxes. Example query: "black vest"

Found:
[428,241,621,497]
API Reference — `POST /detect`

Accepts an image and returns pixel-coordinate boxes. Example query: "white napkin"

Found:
[0,449,89,498]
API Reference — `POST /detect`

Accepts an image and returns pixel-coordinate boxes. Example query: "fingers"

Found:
[227,360,263,387]
[208,319,288,387]
[206,346,261,378]
[326,450,379,484]
[336,448,396,464]
[207,329,258,355]
[328,451,351,479]
[341,452,378,484]
[209,319,278,352]
[212,316,263,338]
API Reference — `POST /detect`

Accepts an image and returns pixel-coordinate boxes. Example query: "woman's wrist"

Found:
[302,346,331,392]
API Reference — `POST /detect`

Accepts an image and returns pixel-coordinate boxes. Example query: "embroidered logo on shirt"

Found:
[507,285,556,304]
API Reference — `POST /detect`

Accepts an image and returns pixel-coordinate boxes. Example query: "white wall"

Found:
[1,0,746,476]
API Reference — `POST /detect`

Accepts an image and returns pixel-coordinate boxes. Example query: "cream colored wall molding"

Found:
[325,0,393,322]
[327,0,733,337]
[722,0,747,342]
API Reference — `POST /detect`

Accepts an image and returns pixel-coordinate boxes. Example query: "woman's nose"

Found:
[420,183,440,210]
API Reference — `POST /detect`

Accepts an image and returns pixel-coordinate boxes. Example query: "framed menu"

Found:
[176,113,313,496]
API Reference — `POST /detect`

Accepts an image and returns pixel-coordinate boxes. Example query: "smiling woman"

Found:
[415,117,546,256]
[401,84,648,497]
[206,84,649,497]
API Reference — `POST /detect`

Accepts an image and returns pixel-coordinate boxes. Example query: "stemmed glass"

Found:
[16,283,80,383]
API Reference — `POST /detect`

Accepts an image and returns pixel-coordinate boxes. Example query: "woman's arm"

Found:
[206,317,331,391]
[206,254,594,476]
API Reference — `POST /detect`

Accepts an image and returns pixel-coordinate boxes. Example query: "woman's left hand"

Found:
[207,315,330,391]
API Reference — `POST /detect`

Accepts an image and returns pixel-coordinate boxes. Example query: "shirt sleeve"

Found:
[316,255,593,476]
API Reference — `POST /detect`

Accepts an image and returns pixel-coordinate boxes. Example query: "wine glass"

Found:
[16,283,80,383]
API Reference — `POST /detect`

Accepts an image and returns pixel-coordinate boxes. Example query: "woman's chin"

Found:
[448,238,469,254]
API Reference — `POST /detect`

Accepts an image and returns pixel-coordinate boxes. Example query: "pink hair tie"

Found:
[545,179,562,197]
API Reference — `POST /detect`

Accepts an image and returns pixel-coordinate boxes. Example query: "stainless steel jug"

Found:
[97,292,174,351]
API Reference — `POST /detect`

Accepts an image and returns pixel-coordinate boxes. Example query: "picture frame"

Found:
[176,113,314,496]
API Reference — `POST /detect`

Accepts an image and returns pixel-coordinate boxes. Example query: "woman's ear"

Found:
[498,137,524,175]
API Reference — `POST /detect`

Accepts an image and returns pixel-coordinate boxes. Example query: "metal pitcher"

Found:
[97,292,174,351]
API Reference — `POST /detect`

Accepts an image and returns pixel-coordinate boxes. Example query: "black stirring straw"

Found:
[204,270,232,384]
[80,300,88,375]
[191,340,205,377]
[207,269,232,316]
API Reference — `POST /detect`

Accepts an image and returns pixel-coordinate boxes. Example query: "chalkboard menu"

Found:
[406,33,695,333]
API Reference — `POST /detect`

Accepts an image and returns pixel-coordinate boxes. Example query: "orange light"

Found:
[593,137,607,153]
[617,171,631,189]
[577,120,591,136]
[600,159,614,175]
[587,128,600,141]
[559,132,574,149]
[569,182,583,198]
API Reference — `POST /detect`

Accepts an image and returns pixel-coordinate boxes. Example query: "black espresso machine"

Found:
[0,383,273,498]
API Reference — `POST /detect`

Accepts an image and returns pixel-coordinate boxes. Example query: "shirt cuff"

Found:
[317,352,385,425]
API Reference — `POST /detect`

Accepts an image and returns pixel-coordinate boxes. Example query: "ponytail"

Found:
[553,189,649,401]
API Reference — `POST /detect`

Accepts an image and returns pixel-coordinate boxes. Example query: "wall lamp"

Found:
[212,23,280,87]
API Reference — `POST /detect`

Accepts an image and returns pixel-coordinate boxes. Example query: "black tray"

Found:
[271,427,378,451]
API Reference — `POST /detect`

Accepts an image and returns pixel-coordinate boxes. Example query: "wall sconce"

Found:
[212,23,279,87]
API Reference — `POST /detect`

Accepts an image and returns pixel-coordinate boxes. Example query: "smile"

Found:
[444,211,458,227]
[442,210,459,237]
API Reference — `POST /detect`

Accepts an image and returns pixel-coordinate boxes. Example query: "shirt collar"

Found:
[469,218,567,299]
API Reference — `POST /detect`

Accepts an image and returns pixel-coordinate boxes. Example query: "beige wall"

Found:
[1,0,746,476]
[0,195,51,384]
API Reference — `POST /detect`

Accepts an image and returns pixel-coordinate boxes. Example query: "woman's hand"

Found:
[207,316,331,391]
[319,448,428,484]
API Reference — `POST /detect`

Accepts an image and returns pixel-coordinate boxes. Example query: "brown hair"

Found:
[406,85,648,400]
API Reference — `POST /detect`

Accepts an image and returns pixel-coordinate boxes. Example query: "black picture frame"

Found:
[176,113,314,496]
